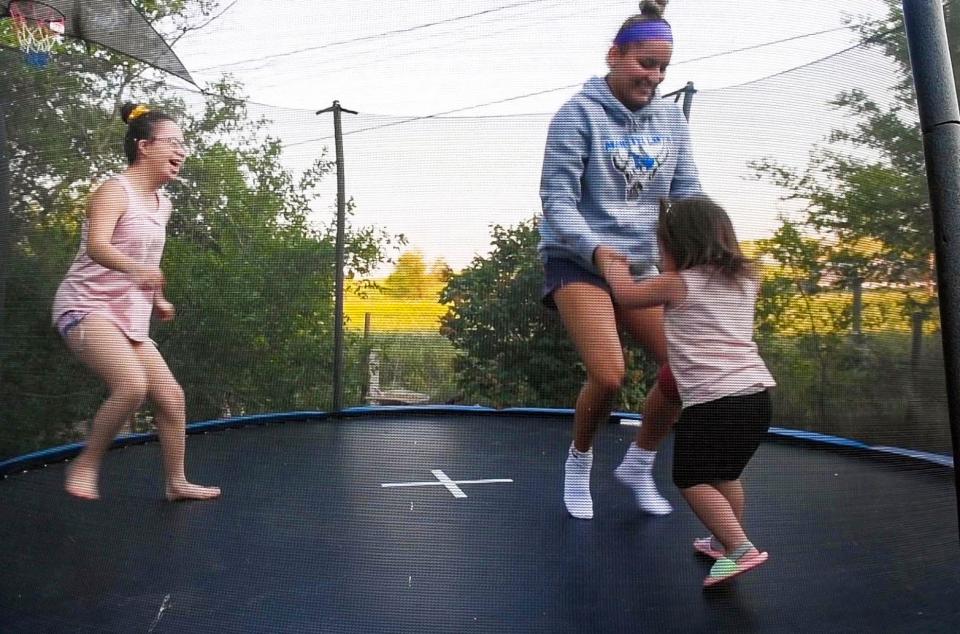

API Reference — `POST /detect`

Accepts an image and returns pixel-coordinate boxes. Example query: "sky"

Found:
[166,0,896,274]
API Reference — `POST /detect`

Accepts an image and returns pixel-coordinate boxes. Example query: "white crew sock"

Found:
[614,442,672,515]
[564,443,594,519]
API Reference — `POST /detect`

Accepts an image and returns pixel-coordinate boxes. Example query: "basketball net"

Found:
[9,0,65,67]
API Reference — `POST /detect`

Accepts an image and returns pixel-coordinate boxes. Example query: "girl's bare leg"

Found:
[681,482,749,552]
[553,283,625,518]
[715,479,745,523]
[554,283,626,453]
[636,383,678,451]
[686,481,766,587]
[614,305,677,514]
[617,305,680,450]
[63,315,149,500]
[134,340,220,501]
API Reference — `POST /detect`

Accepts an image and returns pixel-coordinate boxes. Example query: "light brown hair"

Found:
[656,196,755,281]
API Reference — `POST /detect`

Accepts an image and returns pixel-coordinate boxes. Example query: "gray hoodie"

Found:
[539,76,701,274]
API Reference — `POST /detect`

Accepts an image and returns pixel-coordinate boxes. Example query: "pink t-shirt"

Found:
[51,175,172,342]
[664,266,776,408]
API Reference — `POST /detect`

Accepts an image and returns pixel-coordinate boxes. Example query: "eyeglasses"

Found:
[152,136,191,154]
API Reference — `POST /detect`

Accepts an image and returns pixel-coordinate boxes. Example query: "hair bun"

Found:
[640,0,668,18]
[120,102,137,124]
[120,102,151,124]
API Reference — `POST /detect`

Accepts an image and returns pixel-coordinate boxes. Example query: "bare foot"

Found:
[65,461,100,500]
[165,482,221,502]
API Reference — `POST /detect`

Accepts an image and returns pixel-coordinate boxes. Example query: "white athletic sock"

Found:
[615,442,672,515]
[623,442,656,465]
[564,443,593,519]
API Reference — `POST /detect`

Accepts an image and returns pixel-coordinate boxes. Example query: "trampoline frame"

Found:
[2,405,953,478]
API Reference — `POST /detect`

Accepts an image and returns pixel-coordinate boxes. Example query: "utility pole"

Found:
[317,100,357,411]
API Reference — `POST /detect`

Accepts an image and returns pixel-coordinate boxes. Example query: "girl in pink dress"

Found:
[52,103,219,502]
[602,196,776,587]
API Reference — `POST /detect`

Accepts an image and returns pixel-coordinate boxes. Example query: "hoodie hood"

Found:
[583,76,663,127]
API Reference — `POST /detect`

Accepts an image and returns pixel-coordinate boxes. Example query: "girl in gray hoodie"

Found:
[538,0,702,520]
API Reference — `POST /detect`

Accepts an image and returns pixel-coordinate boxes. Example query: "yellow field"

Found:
[344,279,938,335]
[344,285,448,332]
[767,288,939,335]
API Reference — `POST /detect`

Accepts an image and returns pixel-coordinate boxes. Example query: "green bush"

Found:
[760,331,950,454]
[439,219,654,410]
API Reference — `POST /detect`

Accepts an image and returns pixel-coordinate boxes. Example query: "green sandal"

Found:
[704,546,768,588]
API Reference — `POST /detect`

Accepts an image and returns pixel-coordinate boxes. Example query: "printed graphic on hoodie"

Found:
[605,134,671,200]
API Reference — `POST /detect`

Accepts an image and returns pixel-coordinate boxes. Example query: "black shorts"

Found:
[540,256,658,310]
[541,257,610,310]
[672,390,772,489]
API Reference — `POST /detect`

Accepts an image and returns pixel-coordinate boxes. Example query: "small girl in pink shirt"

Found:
[602,196,776,587]
[52,103,219,502]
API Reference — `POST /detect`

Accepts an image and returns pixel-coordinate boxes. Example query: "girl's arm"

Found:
[603,258,685,309]
[86,180,165,289]
[153,292,175,322]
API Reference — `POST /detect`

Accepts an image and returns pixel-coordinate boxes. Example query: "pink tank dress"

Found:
[51,174,172,342]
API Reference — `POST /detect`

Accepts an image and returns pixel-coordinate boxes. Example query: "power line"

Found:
[281,85,573,149]
[146,13,903,124]
[232,0,625,86]
[716,23,904,91]
[233,15,874,85]
[280,18,893,147]
[196,0,560,72]
[674,22,877,67]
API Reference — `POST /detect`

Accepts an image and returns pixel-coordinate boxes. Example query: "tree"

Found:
[439,219,652,409]
[384,251,429,298]
[754,3,956,300]
[0,1,397,458]
[429,258,453,284]
[746,1,955,443]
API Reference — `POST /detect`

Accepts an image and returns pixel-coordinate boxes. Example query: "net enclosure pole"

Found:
[901,0,960,529]
[0,96,9,325]
[662,82,696,121]
[317,100,357,411]
[0,80,10,380]
[681,81,696,121]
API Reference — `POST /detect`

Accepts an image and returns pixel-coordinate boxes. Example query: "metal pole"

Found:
[681,81,696,121]
[0,90,10,327]
[911,311,925,375]
[901,0,960,529]
[851,273,863,338]
[0,87,10,389]
[317,100,357,411]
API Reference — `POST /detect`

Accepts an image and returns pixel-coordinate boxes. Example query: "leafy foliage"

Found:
[751,1,952,300]
[439,219,653,409]
[0,2,397,457]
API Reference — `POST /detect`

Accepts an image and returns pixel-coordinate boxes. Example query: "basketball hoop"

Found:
[8,0,65,67]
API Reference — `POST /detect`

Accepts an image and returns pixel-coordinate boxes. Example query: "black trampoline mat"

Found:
[1,413,958,633]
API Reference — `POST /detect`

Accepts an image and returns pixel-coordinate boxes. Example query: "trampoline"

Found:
[3,1,960,633]
[1,408,958,633]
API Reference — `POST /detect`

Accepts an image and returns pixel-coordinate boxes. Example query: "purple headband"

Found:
[614,20,673,46]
